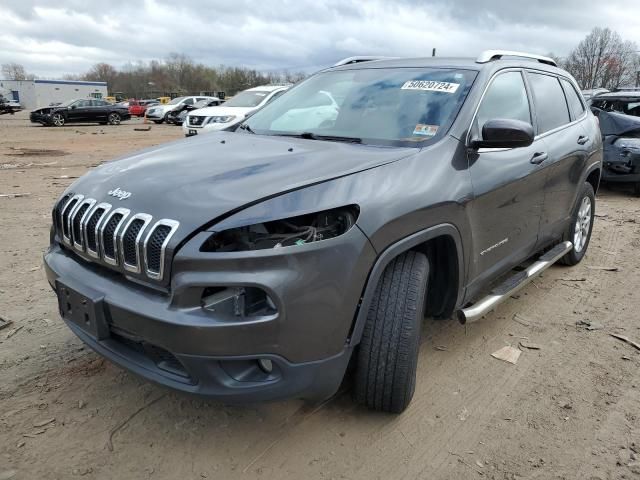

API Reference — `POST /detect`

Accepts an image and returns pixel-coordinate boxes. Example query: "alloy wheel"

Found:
[573,196,592,253]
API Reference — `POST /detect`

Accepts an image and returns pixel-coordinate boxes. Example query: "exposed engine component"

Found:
[201,206,359,252]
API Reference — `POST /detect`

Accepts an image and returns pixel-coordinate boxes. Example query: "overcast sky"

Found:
[1,0,639,78]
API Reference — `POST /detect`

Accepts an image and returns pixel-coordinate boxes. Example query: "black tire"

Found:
[634,182,640,197]
[153,120,163,124]
[354,250,429,413]
[560,182,595,266]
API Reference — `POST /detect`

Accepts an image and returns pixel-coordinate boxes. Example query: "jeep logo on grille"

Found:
[108,187,132,201]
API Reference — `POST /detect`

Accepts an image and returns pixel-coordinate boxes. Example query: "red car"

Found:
[128,100,158,117]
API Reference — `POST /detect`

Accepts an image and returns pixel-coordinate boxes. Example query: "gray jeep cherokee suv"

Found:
[44,51,602,413]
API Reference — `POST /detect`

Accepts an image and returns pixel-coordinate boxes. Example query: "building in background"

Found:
[0,79,108,109]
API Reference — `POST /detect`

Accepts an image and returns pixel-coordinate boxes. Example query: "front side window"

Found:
[475,71,531,138]
[528,73,570,134]
[560,78,585,120]
[244,68,477,146]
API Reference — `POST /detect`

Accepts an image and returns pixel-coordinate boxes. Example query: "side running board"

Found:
[457,241,573,324]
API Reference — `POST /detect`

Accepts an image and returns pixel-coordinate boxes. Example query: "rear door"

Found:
[527,72,591,241]
[467,69,547,287]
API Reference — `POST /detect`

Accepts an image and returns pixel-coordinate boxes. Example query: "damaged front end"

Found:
[594,109,640,191]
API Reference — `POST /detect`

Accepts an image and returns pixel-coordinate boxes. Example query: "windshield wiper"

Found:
[238,123,255,134]
[277,132,362,144]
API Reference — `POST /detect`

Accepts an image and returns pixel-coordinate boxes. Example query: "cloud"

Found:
[1,0,639,78]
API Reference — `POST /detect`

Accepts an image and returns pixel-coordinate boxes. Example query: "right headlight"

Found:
[206,115,236,124]
[200,205,359,252]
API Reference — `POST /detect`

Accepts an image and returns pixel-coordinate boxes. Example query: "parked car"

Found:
[0,96,20,115]
[128,100,159,117]
[166,98,224,125]
[183,85,289,136]
[145,96,220,124]
[582,88,609,102]
[44,51,602,413]
[592,109,640,195]
[590,89,640,117]
[30,99,131,127]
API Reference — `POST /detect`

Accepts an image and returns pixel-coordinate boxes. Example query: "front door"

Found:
[466,70,546,289]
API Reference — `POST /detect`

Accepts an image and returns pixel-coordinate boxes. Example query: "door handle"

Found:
[530,152,548,165]
[577,135,589,145]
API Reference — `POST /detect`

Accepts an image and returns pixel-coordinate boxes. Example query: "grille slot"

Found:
[189,116,205,126]
[61,195,82,243]
[119,213,152,273]
[146,225,171,273]
[84,204,110,256]
[71,203,90,248]
[123,219,145,266]
[100,210,128,264]
[144,220,179,280]
[54,194,71,232]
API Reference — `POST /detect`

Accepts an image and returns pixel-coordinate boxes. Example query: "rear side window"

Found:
[476,71,531,135]
[560,78,585,120]
[528,73,570,134]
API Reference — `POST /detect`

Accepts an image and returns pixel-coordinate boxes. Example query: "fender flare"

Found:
[349,223,465,346]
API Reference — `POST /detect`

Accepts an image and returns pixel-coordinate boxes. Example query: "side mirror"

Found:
[471,118,534,149]
[70,105,77,110]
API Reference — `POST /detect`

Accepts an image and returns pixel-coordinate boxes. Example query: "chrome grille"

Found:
[53,193,179,281]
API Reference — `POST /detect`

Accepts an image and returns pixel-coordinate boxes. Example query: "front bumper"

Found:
[182,119,241,136]
[44,225,374,402]
[145,110,167,120]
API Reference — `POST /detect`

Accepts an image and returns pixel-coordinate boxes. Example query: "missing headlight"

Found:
[201,205,359,252]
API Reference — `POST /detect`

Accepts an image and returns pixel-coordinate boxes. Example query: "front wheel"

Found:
[108,112,121,125]
[51,113,65,127]
[560,182,595,265]
[354,250,429,413]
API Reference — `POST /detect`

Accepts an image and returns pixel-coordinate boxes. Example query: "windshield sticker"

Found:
[401,80,460,93]
[413,124,439,137]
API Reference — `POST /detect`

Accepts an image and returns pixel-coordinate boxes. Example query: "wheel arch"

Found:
[349,223,465,346]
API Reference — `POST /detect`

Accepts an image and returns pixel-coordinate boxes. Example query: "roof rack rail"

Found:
[332,56,394,67]
[476,50,557,67]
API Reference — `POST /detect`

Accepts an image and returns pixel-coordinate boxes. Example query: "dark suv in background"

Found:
[44,50,602,413]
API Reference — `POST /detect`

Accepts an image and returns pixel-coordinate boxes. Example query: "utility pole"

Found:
[636,70,640,88]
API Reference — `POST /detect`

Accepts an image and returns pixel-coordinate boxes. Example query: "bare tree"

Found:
[2,63,35,80]
[563,27,640,89]
[83,63,118,86]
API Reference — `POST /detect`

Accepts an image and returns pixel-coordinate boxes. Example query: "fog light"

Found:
[258,358,273,374]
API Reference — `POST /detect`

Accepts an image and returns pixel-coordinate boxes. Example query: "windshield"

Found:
[168,96,186,105]
[57,99,83,107]
[244,68,477,146]
[225,90,271,108]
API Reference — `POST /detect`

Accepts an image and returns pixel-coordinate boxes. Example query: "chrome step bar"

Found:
[457,241,573,324]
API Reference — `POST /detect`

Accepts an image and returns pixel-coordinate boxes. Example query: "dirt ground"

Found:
[1,111,639,480]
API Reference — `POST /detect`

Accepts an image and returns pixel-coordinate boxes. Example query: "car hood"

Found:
[596,109,640,136]
[32,106,63,114]
[66,132,416,239]
[188,105,254,118]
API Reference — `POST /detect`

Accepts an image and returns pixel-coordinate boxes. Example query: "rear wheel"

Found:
[51,113,65,127]
[560,182,595,265]
[108,112,121,125]
[354,250,429,413]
